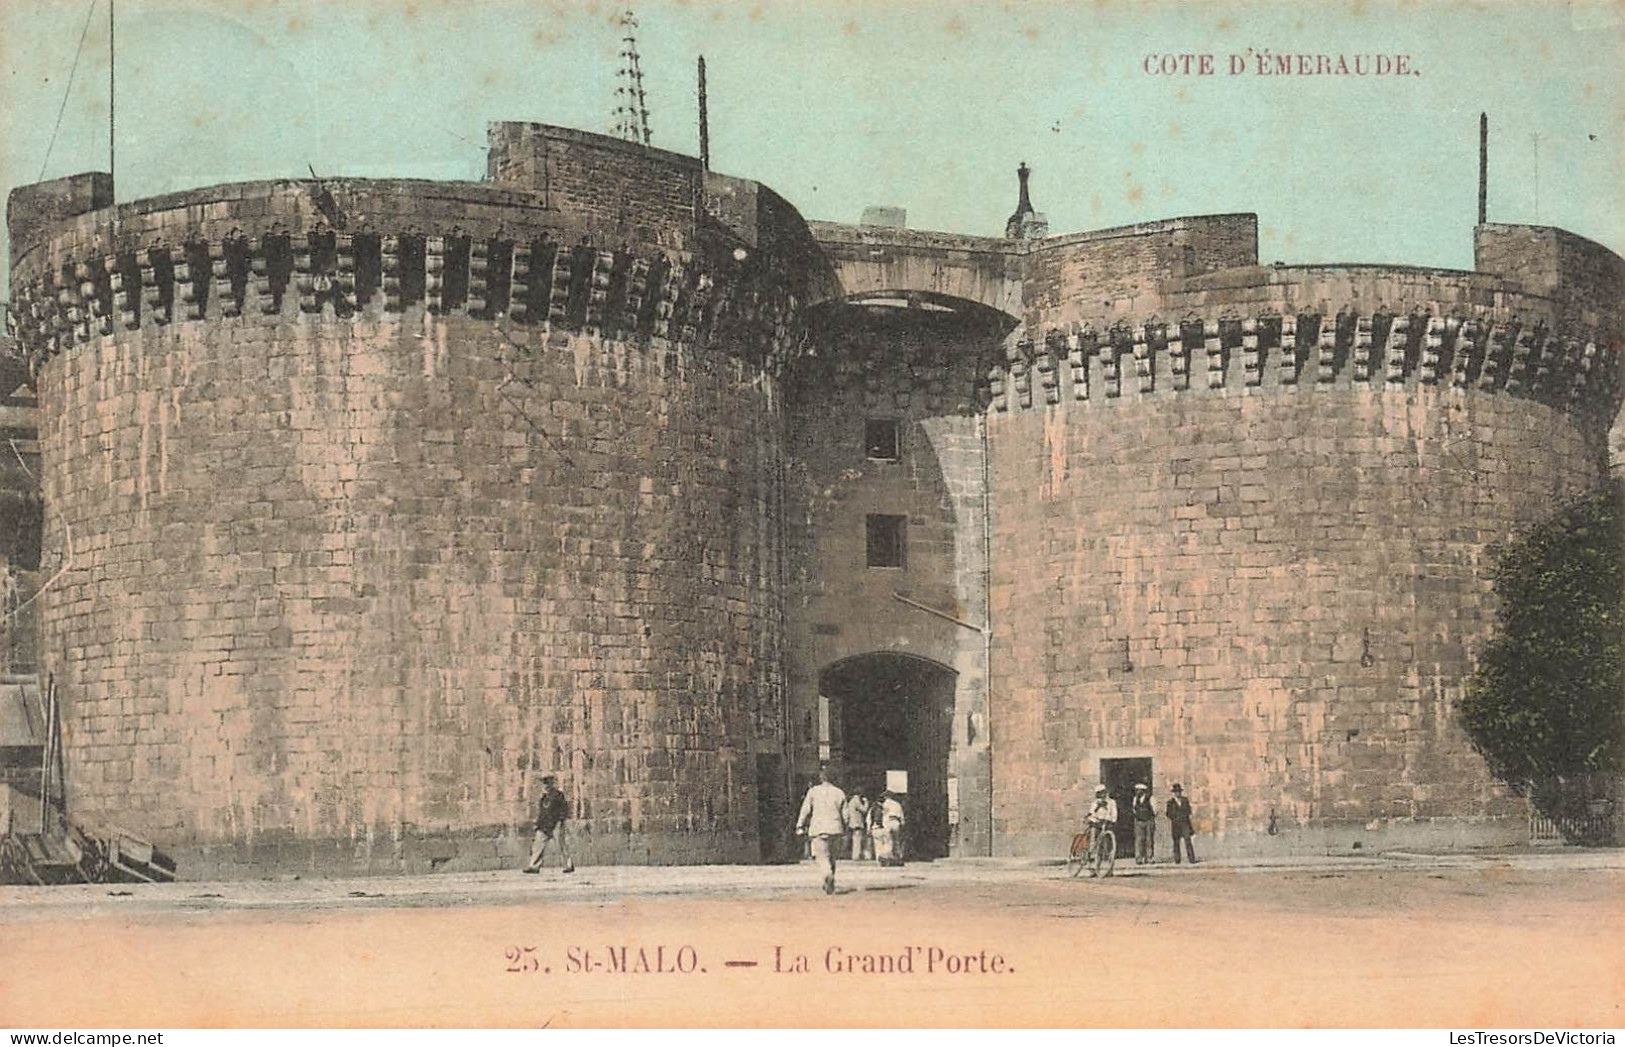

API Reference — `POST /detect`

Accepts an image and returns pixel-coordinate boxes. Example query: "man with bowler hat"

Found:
[1166,783,1197,864]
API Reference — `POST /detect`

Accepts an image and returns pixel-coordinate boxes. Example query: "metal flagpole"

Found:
[1477,112,1487,226]
[109,0,115,183]
[698,56,709,170]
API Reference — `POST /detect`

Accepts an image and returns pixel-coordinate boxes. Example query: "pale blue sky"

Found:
[2,0,1621,280]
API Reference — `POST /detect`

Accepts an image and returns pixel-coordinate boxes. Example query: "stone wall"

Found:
[11,125,817,878]
[985,264,1621,855]
[486,123,702,250]
[0,347,40,679]
[36,308,783,876]
[784,303,1009,856]
[6,173,111,267]
[1022,214,1258,326]
[1474,223,1625,333]
[989,385,1608,856]
[807,222,1022,317]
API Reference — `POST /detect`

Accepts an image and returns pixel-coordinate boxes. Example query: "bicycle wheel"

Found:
[1066,832,1089,877]
[1097,829,1117,877]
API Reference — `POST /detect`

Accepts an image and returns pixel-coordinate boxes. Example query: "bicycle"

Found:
[1065,822,1116,878]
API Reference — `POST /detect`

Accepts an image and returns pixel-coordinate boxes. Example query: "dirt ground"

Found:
[0,857,1620,1028]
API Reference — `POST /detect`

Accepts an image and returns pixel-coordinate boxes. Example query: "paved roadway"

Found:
[0,851,1620,1027]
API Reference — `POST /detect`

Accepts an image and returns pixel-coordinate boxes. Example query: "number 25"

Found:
[504,946,539,972]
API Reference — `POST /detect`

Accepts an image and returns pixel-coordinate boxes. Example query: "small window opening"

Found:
[865,419,901,461]
[866,514,907,569]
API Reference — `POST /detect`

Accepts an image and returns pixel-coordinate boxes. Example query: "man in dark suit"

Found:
[1166,783,1197,864]
[522,775,575,874]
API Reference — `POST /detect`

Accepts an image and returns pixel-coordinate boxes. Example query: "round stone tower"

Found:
[6,125,832,876]
[986,218,1625,855]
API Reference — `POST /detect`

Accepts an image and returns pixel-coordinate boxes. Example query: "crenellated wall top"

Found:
[1041,261,1623,335]
[6,220,813,377]
[5,125,845,376]
[9,121,1621,419]
[984,306,1622,423]
[10,178,562,281]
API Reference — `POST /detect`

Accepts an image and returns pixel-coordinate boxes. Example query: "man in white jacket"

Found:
[796,765,848,895]
[876,791,907,867]
[843,789,872,861]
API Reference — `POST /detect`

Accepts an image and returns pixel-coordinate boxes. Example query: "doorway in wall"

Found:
[1100,756,1152,856]
[819,652,956,859]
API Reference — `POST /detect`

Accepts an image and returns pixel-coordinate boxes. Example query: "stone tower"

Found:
[7,126,834,876]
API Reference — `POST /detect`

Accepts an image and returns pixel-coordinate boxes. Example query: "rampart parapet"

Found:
[804,215,1624,426]
[7,126,838,380]
[987,305,1619,421]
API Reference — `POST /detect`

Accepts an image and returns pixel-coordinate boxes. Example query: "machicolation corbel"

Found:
[1383,313,1410,383]
[1419,315,1445,383]
[425,236,446,315]
[1316,313,1339,383]
[1479,322,1512,390]
[139,251,167,326]
[1011,338,1034,409]
[1506,323,1541,394]
[1038,331,1063,404]
[1132,323,1154,395]
[1450,319,1478,388]
[107,255,135,331]
[334,235,359,313]
[1568,341,1597,404]
[586,250,614,332]
[1279,313,1300,385]
[1168,320,1193,391]
[1352,314,1374,381]
[1241,316,1262,387]
[1099,329,1123,399]
[547,247,573,327]
[1203,318,1224,389]
[175,245,205,321]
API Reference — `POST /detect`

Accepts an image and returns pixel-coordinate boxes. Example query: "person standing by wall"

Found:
[1132,782,1156,865]
[844,788,872,861]
[877,790,907,867]
[1166,783,1197,864]
[868,793,887,862]
[522,775,575,874]
[796,765,848,894]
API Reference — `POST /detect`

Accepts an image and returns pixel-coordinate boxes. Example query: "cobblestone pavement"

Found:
[0,850,1620,1027]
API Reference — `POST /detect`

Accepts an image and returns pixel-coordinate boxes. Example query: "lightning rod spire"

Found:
[612,10,652,146]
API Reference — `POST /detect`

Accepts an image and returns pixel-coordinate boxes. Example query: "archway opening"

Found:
[820,653,956,860]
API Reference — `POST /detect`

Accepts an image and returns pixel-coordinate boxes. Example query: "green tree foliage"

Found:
[1459,482,1623,814]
